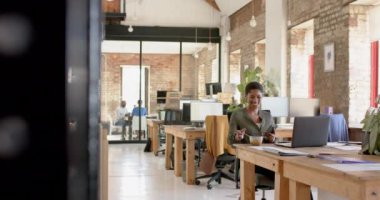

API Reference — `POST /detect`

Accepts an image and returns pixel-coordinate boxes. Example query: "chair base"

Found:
[195,169,234,190]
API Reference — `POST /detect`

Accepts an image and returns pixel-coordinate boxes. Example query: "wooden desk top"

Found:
[164,125,205,140]
[147,119,163,126]
[236,144,380,180]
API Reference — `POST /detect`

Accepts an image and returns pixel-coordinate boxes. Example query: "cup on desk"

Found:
[249,136,263,146]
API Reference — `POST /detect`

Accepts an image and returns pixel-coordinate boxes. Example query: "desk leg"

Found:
[275,171,289,200]
[289,180,310,200]
[240,160,255,200]
[186,139,195,185]
[152,124,159,156]
[165,133,173,170]
[174,137,183,177]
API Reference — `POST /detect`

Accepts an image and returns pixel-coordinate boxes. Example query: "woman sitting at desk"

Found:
[228,81,276,180]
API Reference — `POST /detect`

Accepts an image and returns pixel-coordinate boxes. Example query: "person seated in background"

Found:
[132,100,147,117]
[227,81,276,181]
[115,100,130,140]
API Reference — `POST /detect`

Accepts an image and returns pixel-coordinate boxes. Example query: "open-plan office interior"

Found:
[1,0,380,200]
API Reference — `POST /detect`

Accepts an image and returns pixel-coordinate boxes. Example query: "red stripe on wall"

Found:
[309,55,315,98]
[370,41,379,107]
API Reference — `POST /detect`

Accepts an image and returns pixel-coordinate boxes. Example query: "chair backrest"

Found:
[163,109,182,125]
[205,115,232,158]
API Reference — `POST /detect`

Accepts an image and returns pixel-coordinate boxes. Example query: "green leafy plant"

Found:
[227,67,279,112]
[361,105,380,155]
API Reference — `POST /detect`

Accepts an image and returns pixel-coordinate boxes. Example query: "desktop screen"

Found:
[289,98,320,117]
[205,82,222,95]
[260,97,289,117]
[190,102,223,122]
[182,103,191,122]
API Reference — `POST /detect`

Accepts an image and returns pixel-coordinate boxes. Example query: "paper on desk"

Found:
[262,147,309,156]
[249,146,308,156]
[249,146,264,150]
[326,142,345,147]
[331,145,361,151]
[324,163,380,172]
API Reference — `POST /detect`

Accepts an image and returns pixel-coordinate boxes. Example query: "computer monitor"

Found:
[260,97,289,117]
[190,102,223,125]
[179,100,192,110]
[182,103,191,123]
[289,98,320,117]
[205,82,222,96]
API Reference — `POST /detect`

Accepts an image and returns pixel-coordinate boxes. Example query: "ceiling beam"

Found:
[204,0,220,11]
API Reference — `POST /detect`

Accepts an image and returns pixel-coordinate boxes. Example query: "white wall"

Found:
[265,0,288,96]
[369,5,380,41]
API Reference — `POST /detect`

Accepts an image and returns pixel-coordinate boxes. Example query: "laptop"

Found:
[275,116,330,148]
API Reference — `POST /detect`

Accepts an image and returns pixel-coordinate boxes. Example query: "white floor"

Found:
[108,144,276,200]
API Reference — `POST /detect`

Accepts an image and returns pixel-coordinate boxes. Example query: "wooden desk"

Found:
[236,144,377,200]
[236,144,290,200]
[283,152,380,200]
[164,125,205,185]
[147,119,163,155]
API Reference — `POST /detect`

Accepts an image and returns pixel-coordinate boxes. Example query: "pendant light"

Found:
[249,2,257,28]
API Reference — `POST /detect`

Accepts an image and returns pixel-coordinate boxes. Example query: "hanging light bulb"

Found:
[208,42,213,51]
[194,52,199,59]
[128,25,133,32]
[226,31,231,41]
[249,15,257,27]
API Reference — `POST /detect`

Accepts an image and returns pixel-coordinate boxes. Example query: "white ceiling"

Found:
[102,40,209,54]
[215,0,251,16]
[104,0,251,54]
[122,0,221,27]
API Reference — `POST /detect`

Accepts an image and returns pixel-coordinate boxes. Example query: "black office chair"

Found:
[156,109,183,156]
[195,153,235,189]
[195,116,235,190]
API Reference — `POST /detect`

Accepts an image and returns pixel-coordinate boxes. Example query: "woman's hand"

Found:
[234,128,246,141]
[264,132,276,143]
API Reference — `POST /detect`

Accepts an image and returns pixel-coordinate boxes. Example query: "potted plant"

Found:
[227,67,279,113]
[361,98,380,155]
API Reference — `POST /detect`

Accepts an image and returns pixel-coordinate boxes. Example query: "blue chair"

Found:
[321,113,349,142]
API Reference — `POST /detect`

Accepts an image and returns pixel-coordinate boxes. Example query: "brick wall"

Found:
[229,53,241,84]
[254,43,265,68]
[230,0,265,72]
[101,53,197,122]
[287,0,320,26]
[287,0,359,120]
[195,44,218,98]
[228,0,368,124]
[103,0,120,13]
[348,5,371,125]
[314,0,351,118]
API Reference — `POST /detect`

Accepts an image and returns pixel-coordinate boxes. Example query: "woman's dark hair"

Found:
[245,81,264,95]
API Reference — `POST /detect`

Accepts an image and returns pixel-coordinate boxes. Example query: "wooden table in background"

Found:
[236,144,379,200]
[147,119,163,155]
[164,125,205,185]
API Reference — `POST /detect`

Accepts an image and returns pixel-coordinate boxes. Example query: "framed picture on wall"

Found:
[324,43,335,72]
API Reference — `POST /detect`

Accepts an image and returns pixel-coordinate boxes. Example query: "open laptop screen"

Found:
[277,116,330,148]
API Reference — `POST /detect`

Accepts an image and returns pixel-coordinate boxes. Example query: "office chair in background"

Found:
[156,109,183,156]
[195,115,235,189]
